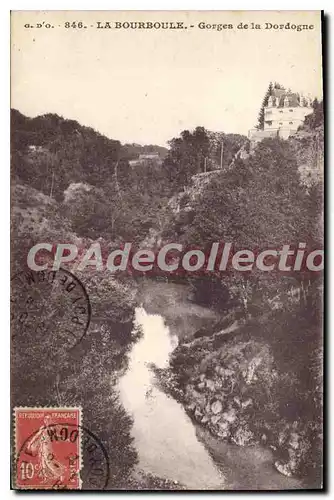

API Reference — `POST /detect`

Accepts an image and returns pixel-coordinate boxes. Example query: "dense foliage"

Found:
[163,126,247,187]
[303,98,324,130]
[11,109,172,243]
[162,135,322,314]
[11,266,139,488]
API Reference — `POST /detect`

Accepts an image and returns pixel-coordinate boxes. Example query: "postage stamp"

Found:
[14,407,82,490]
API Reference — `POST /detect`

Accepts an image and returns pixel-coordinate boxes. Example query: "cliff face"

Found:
[291,125,324,187]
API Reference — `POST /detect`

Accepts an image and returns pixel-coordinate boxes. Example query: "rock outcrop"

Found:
[167,334,321,480]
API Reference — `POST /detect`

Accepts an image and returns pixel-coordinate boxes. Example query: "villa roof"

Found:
[270,89,300,107]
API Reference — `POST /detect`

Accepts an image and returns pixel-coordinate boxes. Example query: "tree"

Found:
[164,127,248,187]
[256,82,274,130]
[164,126,210,187]
[304,98,324,130]
[207,132,248,170]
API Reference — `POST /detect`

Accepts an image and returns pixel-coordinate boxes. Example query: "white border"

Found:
[4,1,333,10]
[2,2,332,499]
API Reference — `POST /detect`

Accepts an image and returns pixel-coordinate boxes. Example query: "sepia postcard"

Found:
[10,10,324,490]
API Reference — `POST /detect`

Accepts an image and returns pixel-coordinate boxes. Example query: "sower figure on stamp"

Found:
[24,415,67,484]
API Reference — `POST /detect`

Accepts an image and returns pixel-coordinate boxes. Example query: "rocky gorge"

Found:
[155,313,322,486]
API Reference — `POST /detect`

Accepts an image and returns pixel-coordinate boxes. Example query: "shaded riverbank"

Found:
[195,426,302,490]
[137,279,220,340]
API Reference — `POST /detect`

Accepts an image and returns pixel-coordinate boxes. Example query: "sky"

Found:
[11,11,323,146]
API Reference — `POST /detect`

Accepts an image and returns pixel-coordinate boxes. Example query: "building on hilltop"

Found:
[129,152,162,167]
[248,89,313,147]
[138,153,160,161]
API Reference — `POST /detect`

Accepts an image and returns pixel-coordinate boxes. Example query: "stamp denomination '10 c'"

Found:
[14,407,82,490]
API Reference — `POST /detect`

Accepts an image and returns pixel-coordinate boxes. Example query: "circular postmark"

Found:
[11,268,91,353]
[16,423,110,490]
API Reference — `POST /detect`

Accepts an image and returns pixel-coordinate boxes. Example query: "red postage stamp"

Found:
[14,407,82,490]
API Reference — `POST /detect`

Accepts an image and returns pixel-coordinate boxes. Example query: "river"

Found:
[117,280,303,490]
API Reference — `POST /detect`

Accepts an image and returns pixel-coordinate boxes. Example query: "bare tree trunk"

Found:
[114,161,122,199]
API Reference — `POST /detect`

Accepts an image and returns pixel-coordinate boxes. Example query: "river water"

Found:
[118,307,224,489]
[117,281,303,490]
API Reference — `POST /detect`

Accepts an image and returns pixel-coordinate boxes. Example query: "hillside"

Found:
[11,109,174,244]
[11,110,250,247]
[147,119,323,485]
[11,109,168,198]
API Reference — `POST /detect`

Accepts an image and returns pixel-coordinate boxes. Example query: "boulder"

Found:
[185,384,195,396]
[288,432,299,450]
[218,420,230,432]
[217,420,230,438]
[221,408,237,423]
[211,400,223,415]
[186,402,196,412]
[214,379,223,390]
[194,408,203,420]
[232,426,255,446]
[211,415,221,425]
[206,379,215,391]
[261,433,267,443]
[220,368,234,378]
[274,461,293,477]
[241,398,253,409]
